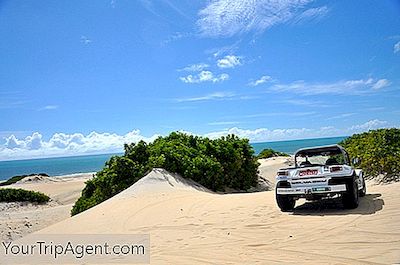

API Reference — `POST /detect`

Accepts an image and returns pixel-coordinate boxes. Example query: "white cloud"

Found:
[248,75,271,86]
[270,78,390,95]
[326,113,356,120]
[197,0,327,37]
[25,132,43,150]
[204,127,330,142]
[394,41,400,54]
[80,36,92,44]
[0,120,395,160]
[5,135,24,149]
[204,119,393,142]
[162,32,191,45]
[180,70,229,83]
[292,6,329,24]
[175,92,235,102]
[217,55,242,68]
[179,63,209,72]
[281,99,331,107]
[206,42,240,58]
[0,100,29,109]
[372,79,390,90]
[39,105,58,111]
[5,132,43,150]
[175,92,261,103]
[0,130,160,161]
[349,119,388,132]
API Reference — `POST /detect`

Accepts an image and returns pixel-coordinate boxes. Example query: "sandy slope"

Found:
[258,156,294,185]
[0,173,92,241]
[33,167,400,265]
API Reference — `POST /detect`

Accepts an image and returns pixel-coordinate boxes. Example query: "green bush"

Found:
[340,128,400,182]
[0,173,49,186]
[0,188,50,203]
[257,148,289,159]
[71,132,260,215]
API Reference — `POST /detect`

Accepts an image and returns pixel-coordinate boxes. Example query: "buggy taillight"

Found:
[277,170,289,176]
[330,166,343,172]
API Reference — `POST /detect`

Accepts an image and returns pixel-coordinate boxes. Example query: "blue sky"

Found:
[0,0,399,160]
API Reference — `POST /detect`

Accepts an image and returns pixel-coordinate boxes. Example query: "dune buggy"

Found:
[275,144,366,211]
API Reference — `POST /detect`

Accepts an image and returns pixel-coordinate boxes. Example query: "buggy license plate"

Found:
[312,187,330,192]
[299,169,318,176]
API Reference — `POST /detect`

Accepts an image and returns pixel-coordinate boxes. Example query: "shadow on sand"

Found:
[292,193,384,216]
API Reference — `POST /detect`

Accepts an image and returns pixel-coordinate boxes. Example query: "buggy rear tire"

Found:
[342,178,359,209]
[276,194,295,212]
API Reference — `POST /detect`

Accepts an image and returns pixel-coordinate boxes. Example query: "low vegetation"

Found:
[71,132,260,215]
[0,173,49,186]
[0,188,50,203]
[257,148,289,159]
[340,128,400,182]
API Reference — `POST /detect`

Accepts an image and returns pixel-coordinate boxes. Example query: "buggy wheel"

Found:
[342,178,359,209]
[276,194,295,212]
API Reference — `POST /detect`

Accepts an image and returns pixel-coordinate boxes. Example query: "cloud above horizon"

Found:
[394,41,400,54]
[178,63,209,72]
[180,70,229,83]
[203,119,392,142]
[0,120,395,161]
[270,78,391,95]
[80,36,92,44]
[38,105,59,111]
[248,75,272,86]
[197,0,327,37]
[217,55,242,68]
[291,5,329,24]
[175,92,236,102]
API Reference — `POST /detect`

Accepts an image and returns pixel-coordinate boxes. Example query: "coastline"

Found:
[0,136,346,181]
[51,172,96,178]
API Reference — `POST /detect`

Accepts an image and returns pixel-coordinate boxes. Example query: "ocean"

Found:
[0,136,347,180]
[251,136,347,155]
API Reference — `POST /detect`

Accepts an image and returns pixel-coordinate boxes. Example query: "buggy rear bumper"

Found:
[277,184,347,195]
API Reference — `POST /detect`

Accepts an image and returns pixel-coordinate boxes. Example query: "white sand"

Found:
[258,156,294,186]
[0,173,92,241]
[2,159,399,264]
[28,163,399,265]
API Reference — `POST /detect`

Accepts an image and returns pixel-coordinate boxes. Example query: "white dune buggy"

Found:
[275,144,366,212]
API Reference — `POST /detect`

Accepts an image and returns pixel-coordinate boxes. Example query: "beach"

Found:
[0,173,93,242]
[1,158,399,264]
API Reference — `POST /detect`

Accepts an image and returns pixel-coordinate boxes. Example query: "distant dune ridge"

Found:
[1,158,399,264]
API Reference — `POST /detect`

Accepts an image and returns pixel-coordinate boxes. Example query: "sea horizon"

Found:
[0,136,347,180]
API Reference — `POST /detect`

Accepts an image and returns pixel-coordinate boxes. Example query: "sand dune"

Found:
[117,168,212,198]
[31,166,400,265]
[0,173,92,242]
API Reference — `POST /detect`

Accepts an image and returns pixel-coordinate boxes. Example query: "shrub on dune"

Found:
[0,173,49,186]
[71,132,260,216]
[0,188,50,203]
[340,128,400,183]
[257,148,289,159]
